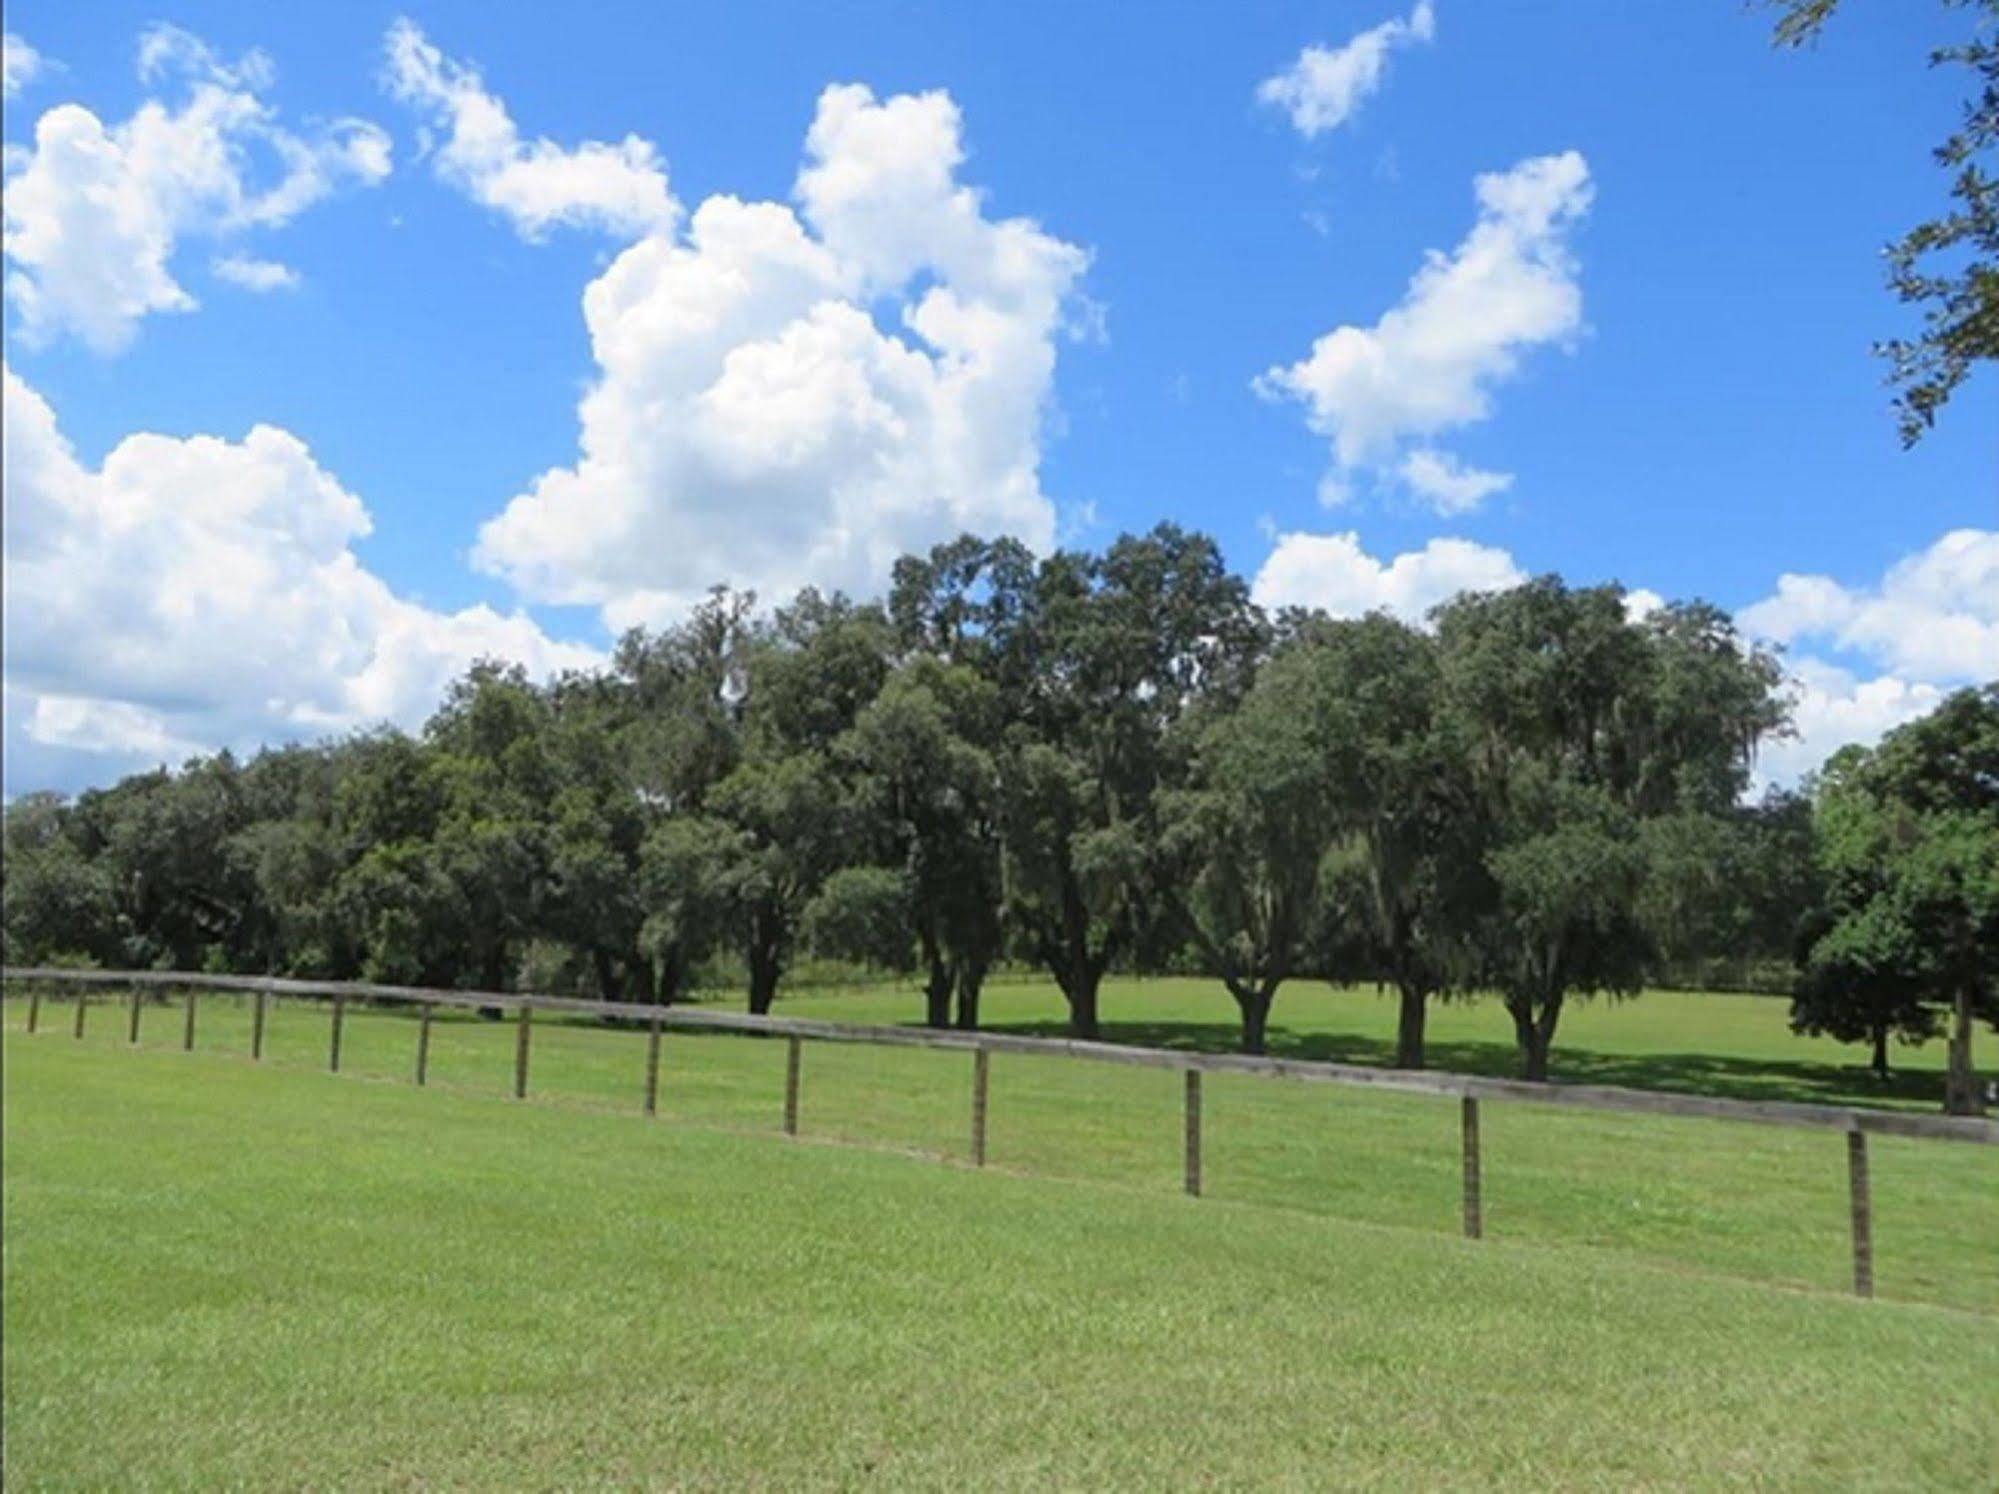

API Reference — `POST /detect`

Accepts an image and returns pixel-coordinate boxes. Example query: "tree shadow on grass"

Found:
[979,1019,1945,1113]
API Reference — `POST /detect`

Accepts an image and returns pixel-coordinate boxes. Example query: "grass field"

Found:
[9,980,1998,1319]
[5,1033,1997,1489]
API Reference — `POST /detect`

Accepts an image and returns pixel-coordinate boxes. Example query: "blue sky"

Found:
[3,1,1993,796]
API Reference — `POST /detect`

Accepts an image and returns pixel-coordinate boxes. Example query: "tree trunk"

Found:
[1395,984,1428,1070]
[655,945,684,1006]
[922,957,953,1030]
[1063,970,1102,1040]
[953,963,984,1030]
[1234,985,1273,1056]
[591,947,620,1002]
[746,927,781,1015]
[1870,1024,1890,1081]
[1944,983,1984,1116]
[746,901,787,1016]
[747,957,780,1015]
[1510,994,1559,1082]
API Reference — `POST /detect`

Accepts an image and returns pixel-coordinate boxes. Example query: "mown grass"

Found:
[6,1035,1996,1490]
[12,985,1998,1316]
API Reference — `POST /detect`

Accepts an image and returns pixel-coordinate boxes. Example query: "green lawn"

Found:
[5,1035,1996,1490]
[10,983,1999,1318]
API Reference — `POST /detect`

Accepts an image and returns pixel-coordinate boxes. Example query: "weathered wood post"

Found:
[971,1048,990,1167]
[1184,1068,1203,1198]
[251,989,267,1060]
[72,988,88,1040]
[643,1016,662,1117]
[783,1035,802,1136]
[1461,1095,1484,1240]
[26,984,41,1033]
[129,986,143,1045]
[329,994,346,1073]
[1847,1129,1874,1299]
[181,989,197,1051]
[513,1003,533,1100]
[415,1002,433,1086]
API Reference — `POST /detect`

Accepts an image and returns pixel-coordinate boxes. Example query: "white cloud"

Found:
[1,366,599,784]
[383,19,676,241]
[1257,2,1435,139]
[2,25,390,353]
[212,253,301,292]
[1752,657,1946,790]
[3,31,45,98]
[1738,528,1999,684]
[1258,150,1590,514]
[469,77,1087,630]
[1622,587,1665,623]
[1249,529,1524,624]
[1396,447,1512,514]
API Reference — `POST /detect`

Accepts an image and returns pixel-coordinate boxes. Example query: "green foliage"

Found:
[801,866,915,973]
[12,525,1990,1121]
[1794,685,1999,1107]
[1434,581,1788,1077]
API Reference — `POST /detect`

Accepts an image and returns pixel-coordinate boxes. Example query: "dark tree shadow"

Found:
[977,1019,1945,1111]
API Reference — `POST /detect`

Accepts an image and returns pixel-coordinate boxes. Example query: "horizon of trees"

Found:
[4,527,1993,1111]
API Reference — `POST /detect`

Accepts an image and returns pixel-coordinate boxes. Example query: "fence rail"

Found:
[8,965,1995,1301]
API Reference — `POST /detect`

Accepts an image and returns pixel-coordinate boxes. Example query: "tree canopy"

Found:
[8,525,1989,1108]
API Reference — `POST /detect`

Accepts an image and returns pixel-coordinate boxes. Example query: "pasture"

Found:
[5,980,1996,1486]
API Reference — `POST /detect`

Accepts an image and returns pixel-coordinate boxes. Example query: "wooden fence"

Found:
[8,965,1995,1300]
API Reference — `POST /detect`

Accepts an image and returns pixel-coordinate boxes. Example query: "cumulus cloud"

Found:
[1259,150,1590,514]
[1621,587,1665,623]
[1752,657,1947,790]
[1249,529,1524,624]
[1395,448,1511,514]
[460,71,1087,629]
[1738,528,1998,684]
[1,366,599,785]
[383,19,676,240]
[1,24,390,353]
[3,31,45,98]
[1257,2,1435,139]
[212,253,301,292]
[1733,528,1996,788]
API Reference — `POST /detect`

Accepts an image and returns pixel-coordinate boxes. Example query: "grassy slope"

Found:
[14,989,1999,1314]
[5,1037,1996,1490]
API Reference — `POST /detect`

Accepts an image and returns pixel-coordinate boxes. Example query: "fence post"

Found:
[415,1002,432,1086]
[1184,1068,1203,1198]
[971,1048,990,1167]
[181,990,197,1052]
[26,985,41,1033]
[251,989,267,1061]
[129,986,143,1045]
[329,995,345,1073]
[73,988,88,1040]
[1847,1129,1874,1299]
[513,1003,532,1099]
[783,1035,802,1136]
[643,1016,662,1117]
[1461,1095,1484,1240]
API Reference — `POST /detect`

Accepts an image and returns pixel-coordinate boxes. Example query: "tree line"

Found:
[4,527,1992,1109]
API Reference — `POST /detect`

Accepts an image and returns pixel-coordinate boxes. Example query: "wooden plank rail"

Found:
[9,967,1992,1146]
